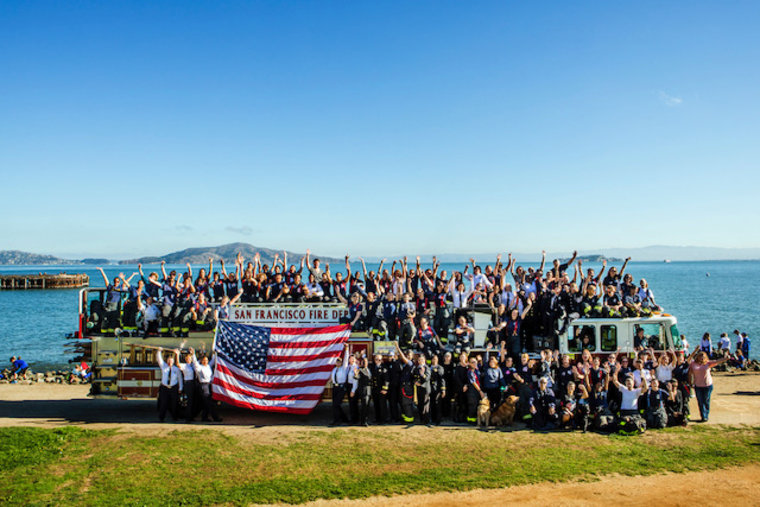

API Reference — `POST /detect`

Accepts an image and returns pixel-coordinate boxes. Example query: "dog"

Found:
[476,397,491,427]
[489,395,519,426]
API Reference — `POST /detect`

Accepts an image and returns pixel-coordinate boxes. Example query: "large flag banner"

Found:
[211,321,351,414]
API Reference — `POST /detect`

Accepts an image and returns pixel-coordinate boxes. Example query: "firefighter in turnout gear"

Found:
[466,356,485,424]
[413,353,431,424]
[429,354,446,425]
[394,342,417,424]
[369,354,389,423]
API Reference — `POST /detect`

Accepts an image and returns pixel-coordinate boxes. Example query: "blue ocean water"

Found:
[0,260,758,370]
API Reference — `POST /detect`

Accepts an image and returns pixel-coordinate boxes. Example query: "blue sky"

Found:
[1,1,759,259]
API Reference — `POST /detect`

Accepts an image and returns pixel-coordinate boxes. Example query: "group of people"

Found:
[154,347,222,423]
[92,250,662,355]
[700,329,752,370]
[329,340,729,432]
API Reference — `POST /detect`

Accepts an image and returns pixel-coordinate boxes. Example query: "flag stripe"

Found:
[211,391,314,415]
[270,325,350,336]
[268,338,347,349]
[213,377,322,401]
[212,321,351,414]
[215,361,333,388]
[266,350,342,362]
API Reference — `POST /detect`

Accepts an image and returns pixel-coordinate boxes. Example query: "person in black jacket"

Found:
[453,352,470,423]
[355,357,373,426]
[386,350,403,423]
[413,353,431,424]
[429,354,446,425]
[369,354,389,423]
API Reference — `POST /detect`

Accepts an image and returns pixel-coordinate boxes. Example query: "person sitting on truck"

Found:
[140,295,160,336]
[214,290,243,322]
[601,257,630,295]
[602,285,623,318]
[189,292,214,331]
[638,279,660,311]
[623,285,646,317]
[414,317,443,359]
[452,315,475,356]
[580,283,601,317]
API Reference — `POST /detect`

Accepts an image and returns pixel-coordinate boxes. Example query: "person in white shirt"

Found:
[734,329,743,352]
[156,347,183,422]
[141,296,160,335]
[655,350,676,383]
[330,343,352,426]
[304,273,325,302]
[631,359,652,388]
[611,363,649,417]
[718,333,731,356]
[175,349,198,422]
[189,348,221,422]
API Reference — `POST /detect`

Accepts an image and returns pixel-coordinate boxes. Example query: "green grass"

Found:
[1,425,759,506]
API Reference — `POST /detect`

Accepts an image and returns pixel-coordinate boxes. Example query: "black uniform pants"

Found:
[349,385,359,423]
[456,389,469,422]
[199,382,220,421]
[359,389,372,424]
[388,383,401,422]
[332,384,348,423]
[183,379,195,420]
[466,388,480,424]
[416,386,430,424]
[430,389,443,424]
[372,388,387,423]
[158,384,179,421]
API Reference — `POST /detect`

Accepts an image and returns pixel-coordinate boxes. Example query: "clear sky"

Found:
[1,1,759,259]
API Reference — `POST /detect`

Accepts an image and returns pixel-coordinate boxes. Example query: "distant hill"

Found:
[0,245,341,266]
[118,243,342,266]
[0,250,77,265]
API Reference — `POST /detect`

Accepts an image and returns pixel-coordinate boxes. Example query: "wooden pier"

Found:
[0,273,89,290]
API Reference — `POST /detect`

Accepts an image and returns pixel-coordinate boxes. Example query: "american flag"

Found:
[211,321,351,414]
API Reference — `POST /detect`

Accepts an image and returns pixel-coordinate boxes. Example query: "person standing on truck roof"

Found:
[156,347,183,423]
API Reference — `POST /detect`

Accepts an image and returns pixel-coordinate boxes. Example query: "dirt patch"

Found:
[293,464,760,507]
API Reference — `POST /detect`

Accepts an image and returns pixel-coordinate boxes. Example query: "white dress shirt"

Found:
[191,355,216,383]
[157,354,183,389]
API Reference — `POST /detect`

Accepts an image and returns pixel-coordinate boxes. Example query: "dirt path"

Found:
[296,464,760,507]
